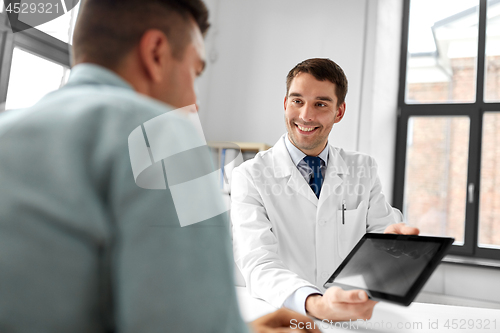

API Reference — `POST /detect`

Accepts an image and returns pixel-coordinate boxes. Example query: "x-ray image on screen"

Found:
[334,238,440,296]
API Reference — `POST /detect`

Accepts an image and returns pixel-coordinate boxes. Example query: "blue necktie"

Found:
[303,156,323,198]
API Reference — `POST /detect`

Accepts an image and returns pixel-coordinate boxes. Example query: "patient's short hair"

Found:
[286,58,348,106]
[73,0,209,68]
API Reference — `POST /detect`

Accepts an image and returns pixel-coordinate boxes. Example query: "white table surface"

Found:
[236,287,500,333]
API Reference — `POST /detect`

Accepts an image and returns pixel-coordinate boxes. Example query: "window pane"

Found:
[478,112,500,248]
[5,48,68,110]
[406,0,479,104]
[20,2,80,43]
[485,0,500,102]
[404,116,470,244]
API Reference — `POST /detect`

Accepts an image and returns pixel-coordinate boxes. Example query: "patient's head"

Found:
[73,0,209,68]
[72,0,209,108]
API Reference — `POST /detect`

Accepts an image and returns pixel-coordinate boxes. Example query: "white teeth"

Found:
[297,125,315,132]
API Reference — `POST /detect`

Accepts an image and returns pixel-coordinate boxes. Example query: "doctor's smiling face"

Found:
[284,70,346,156]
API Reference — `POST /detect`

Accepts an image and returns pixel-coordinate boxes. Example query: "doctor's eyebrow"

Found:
[288,92,333,102]
[316,96,333,102]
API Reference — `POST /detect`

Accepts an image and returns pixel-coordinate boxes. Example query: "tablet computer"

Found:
[323,233,454,306]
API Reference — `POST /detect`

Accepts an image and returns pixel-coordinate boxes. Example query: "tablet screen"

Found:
[333,237,442,297]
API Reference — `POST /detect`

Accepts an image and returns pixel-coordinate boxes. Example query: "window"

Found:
[406,0,480,104]
[0,2,81,111]
[484,1,500,103]
[478,112,500,248]
[5,48,68,110]
[404,116,470,244]
[395,0,500,259]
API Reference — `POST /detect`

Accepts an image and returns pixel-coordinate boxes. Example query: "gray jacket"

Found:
[0,64,247,333]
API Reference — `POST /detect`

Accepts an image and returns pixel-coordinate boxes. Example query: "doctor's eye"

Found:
[316,102,327,107]
[292,99,303,105]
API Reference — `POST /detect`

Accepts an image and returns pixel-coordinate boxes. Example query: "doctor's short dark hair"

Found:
[73,0,209,69]
[286,58,348,106]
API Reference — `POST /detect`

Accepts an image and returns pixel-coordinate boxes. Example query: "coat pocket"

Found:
[337,200,368,259]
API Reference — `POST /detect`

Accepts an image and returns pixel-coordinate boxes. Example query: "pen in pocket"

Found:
[342,199,346,224]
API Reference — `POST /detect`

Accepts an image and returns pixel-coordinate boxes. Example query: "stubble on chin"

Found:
[289,131,319,152]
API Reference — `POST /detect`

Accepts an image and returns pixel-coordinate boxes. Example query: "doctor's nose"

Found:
[299,103,315,122]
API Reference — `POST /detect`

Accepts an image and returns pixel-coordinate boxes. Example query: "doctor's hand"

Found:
[249,307,321,333]
[304,287,377,322]
[384,222,419,235]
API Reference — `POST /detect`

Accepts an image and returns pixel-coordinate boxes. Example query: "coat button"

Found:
[321,271,329,279]
[319,220,327,226]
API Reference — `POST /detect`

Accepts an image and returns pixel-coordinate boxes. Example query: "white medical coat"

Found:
[231,135,399,308]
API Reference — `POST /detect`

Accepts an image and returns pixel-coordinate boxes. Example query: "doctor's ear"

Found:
[334,102,346,123]
[283,96,288,110]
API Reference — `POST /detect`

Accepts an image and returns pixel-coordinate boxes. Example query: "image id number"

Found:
[444,319,497,330]
[6,2,61,14]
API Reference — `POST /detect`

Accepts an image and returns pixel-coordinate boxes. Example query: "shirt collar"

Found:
[284,134,329,166]
[66,63,134,91]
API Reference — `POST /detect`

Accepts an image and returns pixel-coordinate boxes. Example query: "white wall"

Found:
[357,0,403,204]
[422,263,500,306]
[198,0,368,152]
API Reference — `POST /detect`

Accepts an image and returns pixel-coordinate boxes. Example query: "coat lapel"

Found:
[318,145,350,207]
[272,135,318,206]
[287,167,318,206]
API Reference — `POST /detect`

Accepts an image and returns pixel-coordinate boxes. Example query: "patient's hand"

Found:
[384,222,419,235]
[305,287,377,322]
[249,307,321,333]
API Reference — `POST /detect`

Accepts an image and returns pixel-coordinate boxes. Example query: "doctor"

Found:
[231,58,418,321]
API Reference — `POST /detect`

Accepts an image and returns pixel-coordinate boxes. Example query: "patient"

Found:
[0,0,319,332]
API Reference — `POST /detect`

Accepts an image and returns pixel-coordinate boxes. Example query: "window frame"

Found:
[394,0,500,260]
[0,9,71,111]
